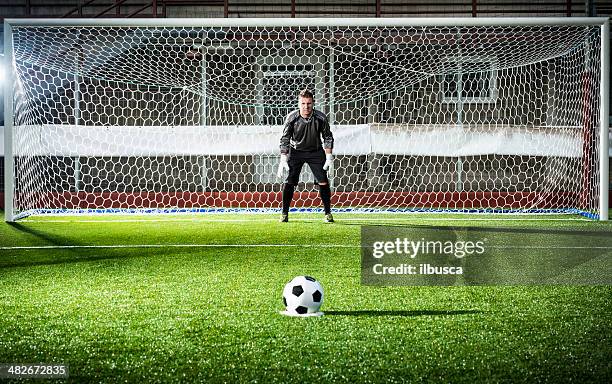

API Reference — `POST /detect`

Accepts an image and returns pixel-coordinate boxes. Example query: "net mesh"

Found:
[6,23,604,217]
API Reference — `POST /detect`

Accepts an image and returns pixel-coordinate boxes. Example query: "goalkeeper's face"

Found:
[299,96,314,118]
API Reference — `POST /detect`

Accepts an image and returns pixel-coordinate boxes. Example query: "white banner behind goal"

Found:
[0,124,585,157]
[3,18,609,220]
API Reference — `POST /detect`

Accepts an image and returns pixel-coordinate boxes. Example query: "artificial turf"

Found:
[0,212,611,383]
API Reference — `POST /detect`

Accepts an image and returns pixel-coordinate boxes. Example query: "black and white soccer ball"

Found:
[281,276,324,317]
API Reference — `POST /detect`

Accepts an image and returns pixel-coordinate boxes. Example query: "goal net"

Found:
[3,18,609,220]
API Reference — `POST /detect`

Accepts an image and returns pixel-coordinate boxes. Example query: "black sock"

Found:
[282,183,295,214]
[319,184,332,214]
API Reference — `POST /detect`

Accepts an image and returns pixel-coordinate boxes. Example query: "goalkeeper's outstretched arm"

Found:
[278,111,296,178]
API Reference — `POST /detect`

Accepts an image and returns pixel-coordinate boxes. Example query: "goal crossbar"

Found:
[4,17,609,27]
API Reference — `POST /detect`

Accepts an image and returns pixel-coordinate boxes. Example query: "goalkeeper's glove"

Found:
[323,153,333,171]
[277,154,289,178]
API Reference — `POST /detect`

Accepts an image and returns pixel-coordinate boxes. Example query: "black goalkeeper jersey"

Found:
[279,109,334,154]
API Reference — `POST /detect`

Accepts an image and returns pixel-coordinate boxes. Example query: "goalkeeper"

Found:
[277,89,334,223]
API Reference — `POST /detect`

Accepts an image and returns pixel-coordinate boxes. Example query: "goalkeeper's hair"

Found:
[299,89,314,100]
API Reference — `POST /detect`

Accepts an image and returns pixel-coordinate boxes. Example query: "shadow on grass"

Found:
[2,222,143,269]
[7,221,84,245]
[324,309,483,317]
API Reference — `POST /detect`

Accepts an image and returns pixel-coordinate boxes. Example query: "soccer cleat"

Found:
[325,213,334,223]
[279,214,288,222]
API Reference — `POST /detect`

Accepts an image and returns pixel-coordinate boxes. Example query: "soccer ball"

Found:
[281,276,324,317]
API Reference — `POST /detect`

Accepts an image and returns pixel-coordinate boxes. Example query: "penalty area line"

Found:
[488,245,612,249]
[0,243,359,251]
[2,244,612,251]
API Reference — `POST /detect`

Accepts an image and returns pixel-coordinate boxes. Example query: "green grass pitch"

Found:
[0,211,611,383]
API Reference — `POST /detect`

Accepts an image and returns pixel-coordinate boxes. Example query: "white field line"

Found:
[488,246,612,249]
[19,217,592,223]
[0,243,359,250]
[1,244,611,251]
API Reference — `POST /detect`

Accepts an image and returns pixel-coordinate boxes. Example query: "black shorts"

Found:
[285,149,328,185]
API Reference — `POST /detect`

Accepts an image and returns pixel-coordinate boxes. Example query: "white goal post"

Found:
[3,17,609,221]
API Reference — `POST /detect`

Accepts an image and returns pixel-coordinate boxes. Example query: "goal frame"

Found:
[3,17,609,221]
